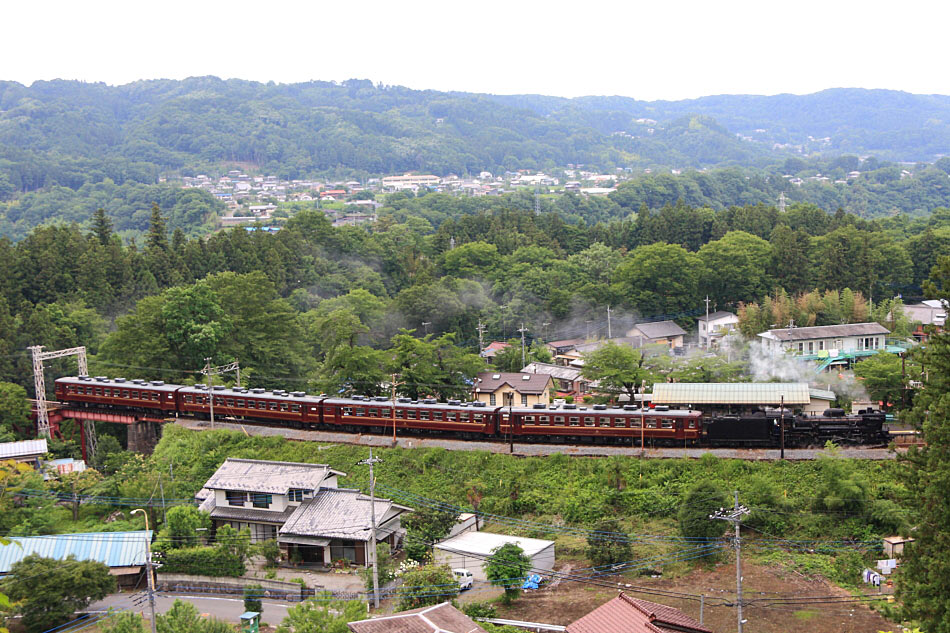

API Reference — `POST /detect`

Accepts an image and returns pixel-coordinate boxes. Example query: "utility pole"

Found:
[477,321,486,353]
[711,492,750,633]
[205,358,214,429]
[131,509,158,633]
[358,451,384,609]
[704,296,711,349]
[390,374,404,444]
[779,394,785,460]
[517,323,528,368]
[607,306,612,339]
[198,359,240,429]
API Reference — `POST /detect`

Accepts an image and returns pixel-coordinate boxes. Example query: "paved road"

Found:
[87,592,295,625]
[174,417,901,460]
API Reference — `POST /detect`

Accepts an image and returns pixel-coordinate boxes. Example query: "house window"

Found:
[251,493,272,509]
[489,394,496,406]
[521,394,528,406]
[807,342,814,354]
[226,491,246,506]
[818,341,825,351]
[798,343,804,353]
[289,489,308,503]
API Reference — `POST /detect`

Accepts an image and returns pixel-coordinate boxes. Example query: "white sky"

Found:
[4,0,948,101]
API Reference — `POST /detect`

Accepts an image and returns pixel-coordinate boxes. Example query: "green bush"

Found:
[462,602,497,619]
[244,583,263,614]
[160,546,246,577]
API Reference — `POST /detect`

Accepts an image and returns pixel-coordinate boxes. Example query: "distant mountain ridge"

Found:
[488,88,950,160]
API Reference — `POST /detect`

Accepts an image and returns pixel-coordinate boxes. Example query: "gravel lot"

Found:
[173,417,900,460]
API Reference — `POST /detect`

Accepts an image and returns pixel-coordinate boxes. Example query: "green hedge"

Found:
[160,546,246,577]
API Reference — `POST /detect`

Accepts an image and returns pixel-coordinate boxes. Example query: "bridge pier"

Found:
[127,421,158,454]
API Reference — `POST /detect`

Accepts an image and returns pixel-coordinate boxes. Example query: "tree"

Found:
[0,382,31,441]
[580,342,666,400]
[276,593,366,633]
[396,564,459,611]
[699,231,774,306]
[90,208,114,246]
[244,584,263,615]
[156,599,233,633]
[160,284,232,369]
[48,468,102,520]
[254,539,281,567]
[586,518,633,568]
[389,331,485,401]
[853,352,909,411]
[485,543,531,604]
[146,203,168,251]
[2,555,116,633]
[402,505,458,563]
[677,481,728,542]
[157,506,212,549]
[897,256,950,632]
[100,612,147,633]
[611,242,703,315]
[360,543,394,591]
[492,339,552,372]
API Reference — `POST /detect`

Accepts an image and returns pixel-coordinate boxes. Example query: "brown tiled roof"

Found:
[474,372,553,395]
[567,594,712,633]
[347,602,487,633]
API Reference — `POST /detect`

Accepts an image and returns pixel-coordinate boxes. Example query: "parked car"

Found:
[452,568,474,590]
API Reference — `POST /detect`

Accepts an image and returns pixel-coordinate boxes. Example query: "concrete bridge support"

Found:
[127,421,158,454]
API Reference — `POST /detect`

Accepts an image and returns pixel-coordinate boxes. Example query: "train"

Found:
[53,375,889,448]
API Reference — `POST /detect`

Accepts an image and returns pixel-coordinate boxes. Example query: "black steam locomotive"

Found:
[704,408,888,447]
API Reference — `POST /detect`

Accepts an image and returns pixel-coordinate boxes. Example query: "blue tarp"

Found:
[522,573,542,590]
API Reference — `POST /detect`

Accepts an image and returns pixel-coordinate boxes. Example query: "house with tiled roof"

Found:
[626,321,687,348]
[199,459,412,567]
[472,372,554,407]
[199,458,344,543]
[758,322,890,356]
[567,593,713,633]
[348,602,487,633]
[279,487,412,566]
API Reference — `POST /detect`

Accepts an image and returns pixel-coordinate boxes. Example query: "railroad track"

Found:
[173,416,902,460]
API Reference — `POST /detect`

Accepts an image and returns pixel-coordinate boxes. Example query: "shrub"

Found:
[462,602,497,619]
[586,518,633,568]
[160,546,246,577]
[244,583,264,614]
[396,564,458,611]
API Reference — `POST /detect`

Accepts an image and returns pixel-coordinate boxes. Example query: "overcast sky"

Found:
[5,0,948,101]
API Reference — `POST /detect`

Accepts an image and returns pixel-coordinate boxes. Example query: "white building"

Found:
[433,532,555,581]
[697,311,739,346]
[757,323,890,356]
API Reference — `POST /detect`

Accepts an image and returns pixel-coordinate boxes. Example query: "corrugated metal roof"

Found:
[809,388,836,401]
[759,322,889,341]
[434,531,554,558]
[0,439,48,460]
[0,531,151,574]
[651,383,810,405]
[631,321,687,340]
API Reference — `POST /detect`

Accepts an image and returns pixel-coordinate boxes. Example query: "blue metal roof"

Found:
[0,531,152,574]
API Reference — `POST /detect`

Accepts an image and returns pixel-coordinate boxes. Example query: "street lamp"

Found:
[131,508,158,633]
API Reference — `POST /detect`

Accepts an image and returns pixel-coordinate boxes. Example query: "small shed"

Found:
[0,531,151,587]
[882,536,914,558]
[433,532,554,582]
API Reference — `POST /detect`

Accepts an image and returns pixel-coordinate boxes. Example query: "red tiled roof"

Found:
[567,594,713,633]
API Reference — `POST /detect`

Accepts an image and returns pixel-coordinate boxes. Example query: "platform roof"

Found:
[651,383,811,405]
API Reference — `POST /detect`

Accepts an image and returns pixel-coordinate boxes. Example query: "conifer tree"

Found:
[91,208,113,245]
[146,203,168,251]
[897,254,950,632]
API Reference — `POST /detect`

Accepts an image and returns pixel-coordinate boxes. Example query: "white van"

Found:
[452,568,474,590]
